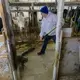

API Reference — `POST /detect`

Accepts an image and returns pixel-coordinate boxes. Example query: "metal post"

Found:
[31,3,34,27]
[52,0,65,80]
[56,0,64,53]
[55,0,57,6]
[0,0,17,80]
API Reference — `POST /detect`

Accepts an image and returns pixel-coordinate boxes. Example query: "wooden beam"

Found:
[9,2,55,7]
[10,10,40,12]
[9,2,80,7]
[0,0,18,80]
[9,2,31,6]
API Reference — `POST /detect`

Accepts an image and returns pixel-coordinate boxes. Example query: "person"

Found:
[37,6,57,55]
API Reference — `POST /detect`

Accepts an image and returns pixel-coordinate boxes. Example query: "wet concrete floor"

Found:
[21,42,55,80]
[59,38,80,80]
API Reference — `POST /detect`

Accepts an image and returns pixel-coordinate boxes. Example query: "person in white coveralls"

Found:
[37,6,57,55]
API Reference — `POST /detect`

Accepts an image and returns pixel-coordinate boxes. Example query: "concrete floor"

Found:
[59,38,80,80]
[0,35,11,80]
[21,43,55,80]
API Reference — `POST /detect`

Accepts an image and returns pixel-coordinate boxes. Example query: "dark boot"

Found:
[37,52,45,55]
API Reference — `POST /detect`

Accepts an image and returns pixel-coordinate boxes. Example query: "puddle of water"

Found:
[0,42,4,48]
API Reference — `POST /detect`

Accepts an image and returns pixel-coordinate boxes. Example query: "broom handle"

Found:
[46,27,56,36]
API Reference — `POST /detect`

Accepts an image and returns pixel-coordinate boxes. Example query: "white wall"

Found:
[10,0,79,2]
[19,0,55,2]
